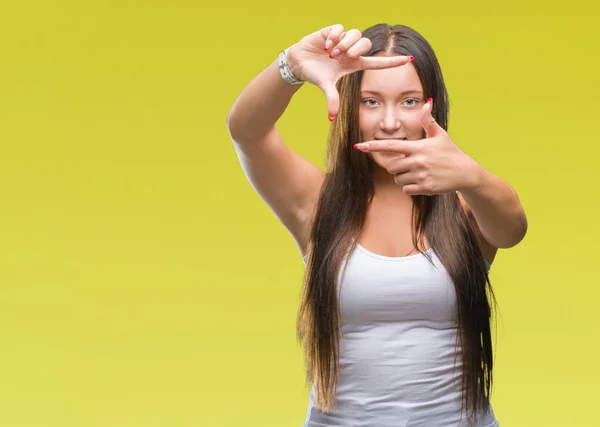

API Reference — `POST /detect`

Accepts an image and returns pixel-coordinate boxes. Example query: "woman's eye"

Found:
[362,98,379,106]
[403,99,418,106]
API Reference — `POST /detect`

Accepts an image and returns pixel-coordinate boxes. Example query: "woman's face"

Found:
[358,53,427,161]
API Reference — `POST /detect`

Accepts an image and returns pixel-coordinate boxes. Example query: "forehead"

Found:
[360,55,423,95]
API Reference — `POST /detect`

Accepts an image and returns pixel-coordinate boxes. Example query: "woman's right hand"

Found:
[286,24,414,121]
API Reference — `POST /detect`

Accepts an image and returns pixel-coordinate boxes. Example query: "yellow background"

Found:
[1,0,598,426]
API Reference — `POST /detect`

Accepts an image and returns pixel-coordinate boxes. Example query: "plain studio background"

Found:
[0,1,598,426]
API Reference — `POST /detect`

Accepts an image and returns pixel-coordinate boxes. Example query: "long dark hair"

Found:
[296,23,497,423]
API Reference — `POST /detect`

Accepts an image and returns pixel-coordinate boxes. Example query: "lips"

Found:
[375,137,407,140]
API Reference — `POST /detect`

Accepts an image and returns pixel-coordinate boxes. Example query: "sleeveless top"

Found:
[301,243,498,427]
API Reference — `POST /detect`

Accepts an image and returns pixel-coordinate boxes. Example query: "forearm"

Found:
[226,57,304,144]
[459,166,528,249]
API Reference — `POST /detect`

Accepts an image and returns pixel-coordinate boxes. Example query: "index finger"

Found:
[359,55,414,70]
[354,139,420,154]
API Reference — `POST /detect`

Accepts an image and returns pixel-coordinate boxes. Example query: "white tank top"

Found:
[301,243,498,427]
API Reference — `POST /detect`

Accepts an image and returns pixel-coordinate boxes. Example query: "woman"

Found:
[226,23,527,427]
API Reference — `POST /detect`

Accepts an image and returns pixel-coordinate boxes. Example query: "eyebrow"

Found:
[360,89,423,97]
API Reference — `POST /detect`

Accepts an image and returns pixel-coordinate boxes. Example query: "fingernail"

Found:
[408,56,414,61]
[329,116,335,122]
[427,98,433,103]
[330,49,341,58]
[325,39,331,50]
[353,144,359,149]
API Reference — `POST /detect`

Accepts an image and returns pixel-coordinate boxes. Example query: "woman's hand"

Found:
[354,99,482,196]
[287,24,413,120]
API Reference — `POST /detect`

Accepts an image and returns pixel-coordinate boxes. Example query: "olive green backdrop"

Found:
[1,0,598,426]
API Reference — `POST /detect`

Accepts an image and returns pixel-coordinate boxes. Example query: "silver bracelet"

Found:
[278,48,304,85]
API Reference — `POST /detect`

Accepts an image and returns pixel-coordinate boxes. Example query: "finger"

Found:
[332,32,348,63]
[401,184,425,196]
[420,98,442,137]
[393,171,420,187]
[393,173,428,195]
[321,24,345,51]
[354,139,421,155]
[328,29,362,58]
[320,81,340,120]
[359,55,414,70]
[345,37,372,59]
[320,24,343,41]
[386,157,412,175]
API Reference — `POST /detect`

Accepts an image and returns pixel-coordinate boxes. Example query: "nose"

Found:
[379,105,402,132]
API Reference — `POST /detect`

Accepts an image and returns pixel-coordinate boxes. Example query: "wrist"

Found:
[459,158,485,194]
[284,44,305,84]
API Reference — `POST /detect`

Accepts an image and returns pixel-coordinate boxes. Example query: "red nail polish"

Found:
[329,116,335,122]
[427,98,433,103]
[408,56,414,61]
[329,54,333,59]
[353,144,359,149]
[324,46,328,51]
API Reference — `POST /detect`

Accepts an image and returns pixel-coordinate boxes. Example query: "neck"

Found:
[370,164,412,202]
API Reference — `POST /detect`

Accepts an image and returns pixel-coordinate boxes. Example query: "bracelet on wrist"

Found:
[278,48,304,85]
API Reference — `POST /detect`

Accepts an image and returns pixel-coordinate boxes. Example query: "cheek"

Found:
[358,112,377,134]
[403,113,424,138]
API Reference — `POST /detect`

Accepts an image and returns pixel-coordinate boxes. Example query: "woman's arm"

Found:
[226,54,325,256]
[226,58,304,145]
[458,166,528,249]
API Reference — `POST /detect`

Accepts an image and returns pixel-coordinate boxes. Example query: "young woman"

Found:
[226,23,527,427]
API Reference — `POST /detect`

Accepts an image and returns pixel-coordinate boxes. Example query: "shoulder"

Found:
[457,192,498,265]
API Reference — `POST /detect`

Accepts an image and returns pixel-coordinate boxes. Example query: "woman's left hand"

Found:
[354,100,482,196]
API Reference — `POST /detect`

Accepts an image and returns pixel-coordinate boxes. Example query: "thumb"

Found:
[420,98,441,137]
[320,81,340,121]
